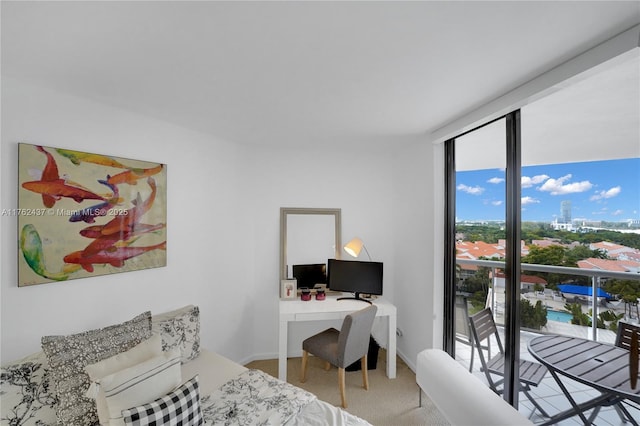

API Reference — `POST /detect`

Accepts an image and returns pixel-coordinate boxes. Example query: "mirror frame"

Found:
[279,207,342,296]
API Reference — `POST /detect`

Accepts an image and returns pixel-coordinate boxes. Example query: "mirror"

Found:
[280,207,341,296]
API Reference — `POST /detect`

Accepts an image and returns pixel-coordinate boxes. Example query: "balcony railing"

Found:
[456,258,640,341]
[454,258,640,422]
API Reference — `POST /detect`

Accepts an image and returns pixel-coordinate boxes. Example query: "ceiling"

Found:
[456,56,640,170]
[2,1,639,148]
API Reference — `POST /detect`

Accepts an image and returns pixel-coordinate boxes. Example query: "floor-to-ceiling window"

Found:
[446,115,524,406]
[519,55,640,345]
[444,55,640,420]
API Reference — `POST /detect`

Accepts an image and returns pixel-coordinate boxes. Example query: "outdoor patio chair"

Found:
[613,321,640,415]
[455,294,476,372]
[616,320,640,352]
[455,293,490,372]
[468,308,550,419]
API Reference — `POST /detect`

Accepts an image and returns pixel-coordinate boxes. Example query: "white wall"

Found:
[240,143,400,359]
[1,78,250,362]
[391,138,439,369]
[2,78,439,367]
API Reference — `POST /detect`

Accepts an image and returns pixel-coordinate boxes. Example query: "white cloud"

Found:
[592,207,608,215]
[538,174,593,195]
[491,200,503,206]
[487,177,504,184]
[590,186,621,201]
[521,174,549,188]
[611,209,624,216]
[521,196,540,205]
[457,184,484,195]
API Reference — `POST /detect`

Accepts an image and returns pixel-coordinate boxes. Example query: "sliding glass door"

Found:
[444,55,640,415]
[446,115,523,406]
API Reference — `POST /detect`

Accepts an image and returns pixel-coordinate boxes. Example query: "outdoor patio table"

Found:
[528,334,640,426]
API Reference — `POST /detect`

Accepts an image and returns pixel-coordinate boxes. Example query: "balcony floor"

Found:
[455,331,640,425]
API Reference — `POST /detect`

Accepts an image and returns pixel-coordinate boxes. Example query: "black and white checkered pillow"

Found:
[122,375,204,426]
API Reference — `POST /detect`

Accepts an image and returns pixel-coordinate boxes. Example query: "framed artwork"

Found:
[281,279,297,300]
[17,143,167,286]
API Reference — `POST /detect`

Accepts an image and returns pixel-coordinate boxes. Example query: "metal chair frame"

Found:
[468,307,550,419]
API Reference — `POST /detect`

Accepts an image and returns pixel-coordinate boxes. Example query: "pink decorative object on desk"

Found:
[300,288,311,301]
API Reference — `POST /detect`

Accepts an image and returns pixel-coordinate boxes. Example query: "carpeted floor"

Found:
[245,349,449,426]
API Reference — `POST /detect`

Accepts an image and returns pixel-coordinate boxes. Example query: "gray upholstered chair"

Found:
[300,304,378,408]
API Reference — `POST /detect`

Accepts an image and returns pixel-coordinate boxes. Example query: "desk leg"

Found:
[387,313,396,379]
[278,318,288,381]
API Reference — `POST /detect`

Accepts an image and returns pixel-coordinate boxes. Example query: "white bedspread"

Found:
[198,369,370,426]
[1,349,371,426]
[181,349,248,397]
[287,400,372,426]
[201,369,315,425]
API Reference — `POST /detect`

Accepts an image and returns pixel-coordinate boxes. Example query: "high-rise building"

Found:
[561,200,572,224]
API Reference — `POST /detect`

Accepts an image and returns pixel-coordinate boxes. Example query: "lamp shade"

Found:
[344,237,364,258]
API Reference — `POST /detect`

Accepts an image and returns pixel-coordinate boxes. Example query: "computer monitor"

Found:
[327,259,383,303]
[292,263,327,289]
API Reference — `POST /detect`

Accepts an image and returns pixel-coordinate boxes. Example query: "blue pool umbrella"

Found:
[558,284,612,299]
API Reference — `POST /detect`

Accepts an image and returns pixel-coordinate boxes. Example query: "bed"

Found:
[1,306,371,426]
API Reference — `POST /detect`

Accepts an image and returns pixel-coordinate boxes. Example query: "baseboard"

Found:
[241,347,418,374]
[396,348,417,373]
[238,352,279,366]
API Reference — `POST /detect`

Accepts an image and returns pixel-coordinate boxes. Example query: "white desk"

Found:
[278,296,397,381]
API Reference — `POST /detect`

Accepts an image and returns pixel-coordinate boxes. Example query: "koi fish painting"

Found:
[17,143,167,286]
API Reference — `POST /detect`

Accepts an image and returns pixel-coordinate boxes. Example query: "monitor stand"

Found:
[337,292,373,305]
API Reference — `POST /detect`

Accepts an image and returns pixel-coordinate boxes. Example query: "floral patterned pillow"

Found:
[41,311,152,426]
[1,350,58,426]
[152,305,200,363]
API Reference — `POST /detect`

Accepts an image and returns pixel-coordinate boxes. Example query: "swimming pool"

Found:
[547,310,573,323]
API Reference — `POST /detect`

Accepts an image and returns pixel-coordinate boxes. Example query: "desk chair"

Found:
[300,304,378,408]
[468,308,549,418]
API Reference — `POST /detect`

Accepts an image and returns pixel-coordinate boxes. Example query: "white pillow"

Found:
[152,305,200,362]
[101,347,182,426]
[85,334,163,425]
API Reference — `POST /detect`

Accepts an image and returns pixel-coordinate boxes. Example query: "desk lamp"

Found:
[344,237,372,261]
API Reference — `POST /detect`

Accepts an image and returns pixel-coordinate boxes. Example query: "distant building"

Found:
[457,238,640,275]
[552,200,574,231]
[531,238,562,248]
[561,200,572,224]
[589,241,638,259]
[577,257,640,274]
[456,240,528,260]
[492,271,548,292]
[552,219,574,231]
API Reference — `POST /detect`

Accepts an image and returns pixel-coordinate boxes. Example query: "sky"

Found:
[456,158,640,223]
